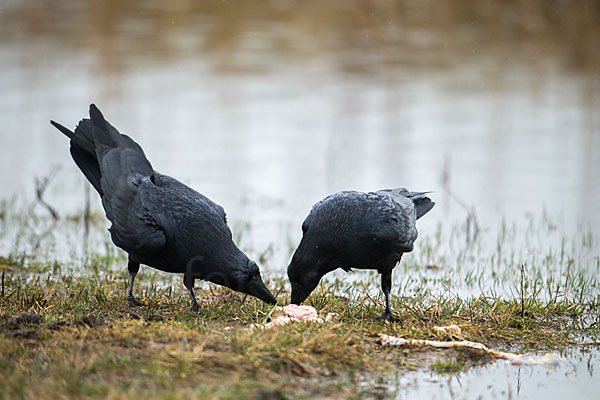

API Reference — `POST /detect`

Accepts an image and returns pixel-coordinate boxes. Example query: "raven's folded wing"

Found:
[106,173,167,255]
[150,172,228,224]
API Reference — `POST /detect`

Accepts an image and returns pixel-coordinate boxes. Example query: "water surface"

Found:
[1,1,598,258]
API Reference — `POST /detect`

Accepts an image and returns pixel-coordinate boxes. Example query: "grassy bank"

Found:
[1,202,599,398]
[1,263,598,399]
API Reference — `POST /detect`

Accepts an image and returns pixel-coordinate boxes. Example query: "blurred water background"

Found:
[1,0,599,297]
[1,1,599,259]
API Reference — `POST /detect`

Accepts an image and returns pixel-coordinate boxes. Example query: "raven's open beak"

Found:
[245,275,277,305]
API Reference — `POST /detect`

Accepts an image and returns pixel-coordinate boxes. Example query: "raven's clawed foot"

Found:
[127,295,141,306]
[377,311,400,323]
[190,303,206,315]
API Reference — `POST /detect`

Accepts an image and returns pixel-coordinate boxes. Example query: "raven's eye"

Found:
[246,261,259,282]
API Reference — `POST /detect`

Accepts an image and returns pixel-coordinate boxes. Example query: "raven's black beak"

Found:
[290,282,311,305]
[245,275,277,305]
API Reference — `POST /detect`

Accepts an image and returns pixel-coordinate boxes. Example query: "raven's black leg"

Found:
[378,270,399,322]
[183,275,202,313]
[127,259,141,306]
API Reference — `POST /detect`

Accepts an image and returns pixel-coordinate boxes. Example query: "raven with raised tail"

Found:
[287,189,434,321]
[51,105,276,310]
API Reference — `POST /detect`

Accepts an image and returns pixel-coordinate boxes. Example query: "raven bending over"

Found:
[51,105,276,310]
[287,189,434,321]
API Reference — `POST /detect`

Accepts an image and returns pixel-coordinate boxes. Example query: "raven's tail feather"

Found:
[50,112,104,196]
[89,104,119,150]
[375,188,436,219]
[52,104,153,198]
[401,191,435,219]
[50,120,74,139]
[413,197,435,219]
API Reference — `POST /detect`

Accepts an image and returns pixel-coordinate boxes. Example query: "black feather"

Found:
[414,197,435,219]
[50,120,74,139]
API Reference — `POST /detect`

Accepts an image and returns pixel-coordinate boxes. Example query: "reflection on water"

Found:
[372,346,600,400]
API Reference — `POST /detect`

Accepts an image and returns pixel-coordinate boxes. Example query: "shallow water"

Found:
[1,1,599,266]
[0,2,599,397]
[372,346,600,399]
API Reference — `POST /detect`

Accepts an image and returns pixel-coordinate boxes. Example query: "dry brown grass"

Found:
[1,267,597,399]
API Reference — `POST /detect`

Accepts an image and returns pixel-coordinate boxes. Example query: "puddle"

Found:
[358,346,599,399]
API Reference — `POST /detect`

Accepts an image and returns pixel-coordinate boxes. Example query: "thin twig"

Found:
[83,182,91,254]
[563,260,572,305]
[441,155,479,247]
[360,283,379,308]
[84,182,91,236]
[35,166,60,220]
[520,264,525,317]
[32,221,59,251]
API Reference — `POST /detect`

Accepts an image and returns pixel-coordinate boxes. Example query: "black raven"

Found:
[287,189,434,321]
[51,104,276,310]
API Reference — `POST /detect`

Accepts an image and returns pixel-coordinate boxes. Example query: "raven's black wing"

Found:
[106,175,167,254]
[150,172,227,224]
[370,193,418,253]
[87,105,167,255]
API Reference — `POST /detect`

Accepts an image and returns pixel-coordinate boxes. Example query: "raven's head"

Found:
[196,253,277,305]
[287,243,326,305]
[237,260,277,305]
